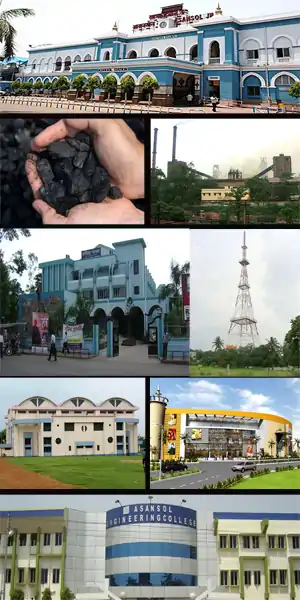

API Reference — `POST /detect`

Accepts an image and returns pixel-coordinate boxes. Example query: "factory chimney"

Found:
[172,125,177,162]
[152,128,158,169]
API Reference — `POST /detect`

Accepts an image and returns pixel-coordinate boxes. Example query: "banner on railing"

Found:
[63,323,84,350]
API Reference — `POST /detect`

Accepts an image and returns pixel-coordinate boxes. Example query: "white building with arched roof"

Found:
[20,2,300,105]
[3,395,139,456]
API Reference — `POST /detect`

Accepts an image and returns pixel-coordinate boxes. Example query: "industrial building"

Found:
[16,3,300,105]
[0,505,299,600]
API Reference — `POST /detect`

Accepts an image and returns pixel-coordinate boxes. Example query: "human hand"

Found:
[28,194,144,225]
[28,118,144,200]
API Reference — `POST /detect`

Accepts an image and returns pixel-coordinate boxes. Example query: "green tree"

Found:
[33,79,44,92]
[41,589,52,600]
[120,75,135,101]
[53,75,70,96]
[212,336,224,351]
[61,588,75,600]
[0,229,30,324]
[294,438,300,453]
[72,74,87,96]
[225,186,248,224]
[141,75,159,102]
[44,80,53,90]
[102,74,117,100]
[246,176,273,205]
[65,290,93,334]
[284,315,300,368]
[11,79,20,90]
[289,81,300,101]
[0,5,35,58]
[10,591,24,600]
[83,75,100,96]
[0,428,6,443]
[158,260,190,307]
[268,439,275,456]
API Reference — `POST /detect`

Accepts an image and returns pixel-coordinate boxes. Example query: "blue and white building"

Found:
[18,238,169,340]
[0,504,299,600]
[18,3,300,104]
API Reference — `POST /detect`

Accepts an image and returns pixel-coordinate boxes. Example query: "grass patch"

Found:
[231,470,300,490]
[190,365,300,377]
[8,455,144,489]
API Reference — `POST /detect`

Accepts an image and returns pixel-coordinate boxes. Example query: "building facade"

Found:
[0,505,299,600]
[1,396,139,457]
[18,3,300,104]
[150,389,293,460]
[18,238,169,341]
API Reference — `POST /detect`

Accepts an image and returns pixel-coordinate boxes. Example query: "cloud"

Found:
[237,389,279,415]
[165,379,230,409]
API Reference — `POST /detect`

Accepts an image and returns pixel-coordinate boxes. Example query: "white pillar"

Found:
[123,422,127,455]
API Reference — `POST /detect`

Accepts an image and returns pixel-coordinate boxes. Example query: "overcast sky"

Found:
[1,229,189,291]
[152,119,300,178]
[151,377,300,439]
[190,229,300,349]
[4,0,300,57]
[0,377,145,435]
[0,494,297,515]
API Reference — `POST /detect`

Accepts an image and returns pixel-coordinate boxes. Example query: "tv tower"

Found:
[228,232,259,347]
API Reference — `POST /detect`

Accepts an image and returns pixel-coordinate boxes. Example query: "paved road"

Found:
[150,460,300,489]
[0,353,188,377]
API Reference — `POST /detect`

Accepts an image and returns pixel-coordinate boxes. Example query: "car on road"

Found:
[232,461,257,473]
[162,460,188,474]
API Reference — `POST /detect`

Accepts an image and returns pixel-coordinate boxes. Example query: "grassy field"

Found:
[231,470,300,490]
[190,365,300,377]
[8,455,145,489]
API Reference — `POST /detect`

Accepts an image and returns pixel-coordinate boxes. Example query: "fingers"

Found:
[25,154,43,199]
[33,200,67,225]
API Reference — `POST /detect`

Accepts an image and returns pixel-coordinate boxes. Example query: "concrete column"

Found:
[123,422,127,455]
[225,28,235,64]
[197,31,204,63]
[107,320,113,357]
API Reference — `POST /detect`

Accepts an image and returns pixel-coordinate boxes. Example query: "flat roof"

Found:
[165,408,292,428]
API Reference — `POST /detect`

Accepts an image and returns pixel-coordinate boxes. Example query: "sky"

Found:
[150,377,300,438]
[3,0,300,58]
[152,119,300,178]
[0,377,146,435]
[190,229,300,349]
[1,228,189,291]
[0,493,298,515]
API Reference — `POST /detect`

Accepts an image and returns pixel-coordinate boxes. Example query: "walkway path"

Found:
[0,459,74,489]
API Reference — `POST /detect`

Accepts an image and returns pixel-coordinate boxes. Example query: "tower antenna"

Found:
[228,231,259,347]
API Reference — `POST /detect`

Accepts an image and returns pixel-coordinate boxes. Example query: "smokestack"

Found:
[172,125,177,162]
[152,127,158,169]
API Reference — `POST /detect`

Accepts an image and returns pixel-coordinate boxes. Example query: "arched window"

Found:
[84,54,92,61]
[64,56,71,71]
[190,45,198,61]
[149,48,159,57]
[55,57,62,71]
[209,41,220,63]
[32,60,37,72]
[39,58,45,72]
[275,74,294,85]
[74,55,81,63]
[47,58,53,72]
[103,51,110,61]
[127,50,137,59]
[165,47,176,58]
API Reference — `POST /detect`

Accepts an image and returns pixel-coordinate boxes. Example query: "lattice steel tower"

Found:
[228,231,259,346]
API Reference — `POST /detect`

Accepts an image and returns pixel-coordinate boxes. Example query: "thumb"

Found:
[33,200,67,225]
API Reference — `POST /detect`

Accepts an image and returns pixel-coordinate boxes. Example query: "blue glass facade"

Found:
[106,542,197,559]
[109,573,197,586]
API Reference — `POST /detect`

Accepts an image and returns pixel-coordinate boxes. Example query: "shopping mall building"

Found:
[0,396,139,458]
[18,3,300,105]
[150,388,293,460]
[0,504,299,600]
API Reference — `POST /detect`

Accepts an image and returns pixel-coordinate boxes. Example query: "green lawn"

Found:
[9,455,145,489]
[190,365,300,377]
[231,470,300,490]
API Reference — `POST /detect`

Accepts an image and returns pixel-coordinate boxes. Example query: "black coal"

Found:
[0,117,144,226]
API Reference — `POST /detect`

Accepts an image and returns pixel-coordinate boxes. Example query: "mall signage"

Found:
[106,503,197,529]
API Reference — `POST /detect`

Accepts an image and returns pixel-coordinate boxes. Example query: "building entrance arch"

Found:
[111,307,127,336]
[129,306,144,340]
[173,73,195,105]
[93,308,106,331]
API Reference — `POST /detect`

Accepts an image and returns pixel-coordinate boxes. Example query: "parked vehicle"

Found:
[232,461,256,473]
[162,460,188,473]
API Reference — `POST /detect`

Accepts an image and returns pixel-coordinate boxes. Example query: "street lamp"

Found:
[148,496,153,504]
[180,499,186,506]
[115,499,122,507]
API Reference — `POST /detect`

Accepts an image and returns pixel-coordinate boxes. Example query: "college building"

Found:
[0,396,139,457]
[0,505,299,600]
[17,3,300,105]
[150,387,293,460]
[18,238,169,341]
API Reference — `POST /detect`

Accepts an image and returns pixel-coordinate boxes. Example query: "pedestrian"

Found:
[0,331,4,359]
[211,94,219,112]
[187,92,193,106]
[62,332,69,354]
[162,331,170,360]
[48,332,57,361]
